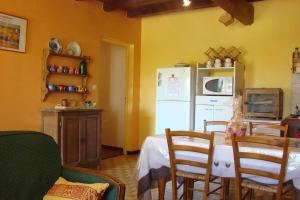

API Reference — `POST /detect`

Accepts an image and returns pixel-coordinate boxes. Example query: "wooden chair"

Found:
[203,120,229,133]
[249,122,288,137]
[165,128,224,200]
[231,135,293,200]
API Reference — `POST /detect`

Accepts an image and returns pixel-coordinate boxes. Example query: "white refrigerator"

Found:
[155,67,196,134]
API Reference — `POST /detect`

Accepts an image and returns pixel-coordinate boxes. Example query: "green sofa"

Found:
[0,131,125,200]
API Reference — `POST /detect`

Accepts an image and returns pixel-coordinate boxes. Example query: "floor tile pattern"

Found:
[98,155,282,200]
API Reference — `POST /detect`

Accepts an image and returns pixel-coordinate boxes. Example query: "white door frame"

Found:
[100,37,134,154]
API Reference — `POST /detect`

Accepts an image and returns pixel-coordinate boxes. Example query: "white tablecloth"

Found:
[137,133,300,199]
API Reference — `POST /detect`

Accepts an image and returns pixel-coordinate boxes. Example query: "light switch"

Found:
[91,84,97,91]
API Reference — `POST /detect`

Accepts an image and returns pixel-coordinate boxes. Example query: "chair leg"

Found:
[186,179,194,200]
[183,178,188,200]
[249,189,254,200]
[170,177,177,200]
[220,178,228,200]
[275,193,282,200]
[219,178,231,200]
[158,178,166,200]
[202,176,210,200]
[236,185,242,200]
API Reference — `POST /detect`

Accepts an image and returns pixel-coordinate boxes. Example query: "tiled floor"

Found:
[101,145,123,160]
[99,154,138,200]
[98,155,280,200]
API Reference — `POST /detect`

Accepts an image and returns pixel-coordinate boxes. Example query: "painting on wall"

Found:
[0,13,27,53]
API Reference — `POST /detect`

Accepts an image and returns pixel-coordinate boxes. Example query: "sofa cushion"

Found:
[44,177,109,200]
[62,169,119,200]
[0,131,61,200]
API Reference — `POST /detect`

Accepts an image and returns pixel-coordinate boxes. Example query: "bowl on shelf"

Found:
[57,85,66,92]
[68,67,74,74]
[48,64,57,73]
[48,38,62,53]
[67,41,81,56]
[63,66,69,74]
[67,85,77,92]
[47,84,57,91]
[57,65,63,73]
[84,101,96,109]
[74,68,80,75]
[77,86,87,93]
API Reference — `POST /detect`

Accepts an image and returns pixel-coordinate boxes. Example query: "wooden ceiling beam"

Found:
[127,0,216,17]
[212,0,254,25]
[100,0,120,11]
[98,0,263,20]
[100,0,176,11]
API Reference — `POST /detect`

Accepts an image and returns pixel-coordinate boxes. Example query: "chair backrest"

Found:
[249,122,288,137]
[231,135,289,196]
[204,120,228,132]
[166,128,215,180]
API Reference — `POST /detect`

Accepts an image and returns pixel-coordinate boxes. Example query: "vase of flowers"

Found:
[225,95,247,144]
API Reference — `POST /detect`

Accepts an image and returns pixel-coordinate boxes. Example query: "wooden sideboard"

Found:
[40,108,103,166]
[282,117,300,138]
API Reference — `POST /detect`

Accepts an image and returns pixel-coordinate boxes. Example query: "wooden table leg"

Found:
[223,178,230,200]
[158,178,166,200]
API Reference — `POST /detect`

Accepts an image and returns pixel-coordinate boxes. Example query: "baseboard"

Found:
[126,150,140,155]
[102,145,123,151]
[102,145,140,155]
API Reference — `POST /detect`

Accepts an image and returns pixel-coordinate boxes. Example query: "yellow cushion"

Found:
[43,177,109,200]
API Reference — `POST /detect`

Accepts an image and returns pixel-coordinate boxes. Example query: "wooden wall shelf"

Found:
[41,49,90,101]
[48,50,91,61]
[48,72,89,77]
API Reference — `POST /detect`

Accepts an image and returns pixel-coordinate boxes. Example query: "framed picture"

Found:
[0,12,27,53]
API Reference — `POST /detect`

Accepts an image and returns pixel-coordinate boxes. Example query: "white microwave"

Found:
[203,77,233,95]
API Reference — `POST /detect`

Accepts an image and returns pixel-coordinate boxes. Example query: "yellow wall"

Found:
[0,0,141,151]
[139,0,300,144]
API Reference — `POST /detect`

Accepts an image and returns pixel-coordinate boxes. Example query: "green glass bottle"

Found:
[79,59,87,75]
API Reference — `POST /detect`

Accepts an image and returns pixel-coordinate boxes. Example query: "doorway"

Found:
[99,41,128,159]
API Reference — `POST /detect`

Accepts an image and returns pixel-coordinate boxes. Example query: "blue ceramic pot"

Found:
[47,84,56,91]
[63,66,69,74]
[67,85,77,92]
[49,64,57,73]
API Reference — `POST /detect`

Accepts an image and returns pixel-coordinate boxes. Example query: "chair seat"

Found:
[176,170,218,182]
[241,179,293,193]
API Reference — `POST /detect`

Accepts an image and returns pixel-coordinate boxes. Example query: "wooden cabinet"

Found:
[196,62,245,96]
[282,117,300,138]
[243,88,283,120]
[195,96,233,131]
[40,108,102,166]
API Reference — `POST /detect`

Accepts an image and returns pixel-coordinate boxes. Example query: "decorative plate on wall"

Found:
[48,38,62,53]
[67,41,81,56]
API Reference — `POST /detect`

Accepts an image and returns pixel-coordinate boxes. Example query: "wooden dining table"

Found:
[137,132,300,200]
